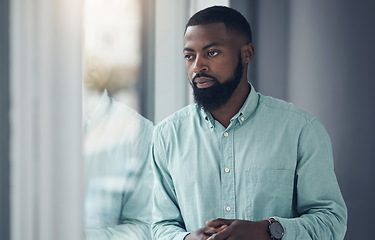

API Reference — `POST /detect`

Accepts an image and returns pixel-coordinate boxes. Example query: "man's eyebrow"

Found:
[183,42,223,52]
[183,47,194,52]
[202,42,222,50]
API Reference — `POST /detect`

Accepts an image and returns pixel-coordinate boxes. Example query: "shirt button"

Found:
[225,206,231,212]
[240,117,245,122]
[223,132,229,137]
[224,168,230,173]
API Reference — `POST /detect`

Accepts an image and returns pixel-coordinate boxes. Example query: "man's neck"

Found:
[210,80,250,128]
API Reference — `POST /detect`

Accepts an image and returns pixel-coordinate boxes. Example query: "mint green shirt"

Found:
[152,84,347,240]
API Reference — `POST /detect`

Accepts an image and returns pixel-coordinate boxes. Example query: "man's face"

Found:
[183,22,245,111]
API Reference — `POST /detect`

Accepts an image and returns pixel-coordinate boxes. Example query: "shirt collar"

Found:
[200,83,259,128]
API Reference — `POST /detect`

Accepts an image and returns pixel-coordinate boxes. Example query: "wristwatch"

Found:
[267,219,284,239]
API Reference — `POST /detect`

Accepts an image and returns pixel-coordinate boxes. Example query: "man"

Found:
[83,55,153,240]
[152,6,347,240]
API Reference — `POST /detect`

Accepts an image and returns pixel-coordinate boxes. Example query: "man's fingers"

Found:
[208,226,230,240]
[206,218,232,228]
[206,220,217,227]
[216,225,228,232]
[204,225,228,235]
[207,233,216,240]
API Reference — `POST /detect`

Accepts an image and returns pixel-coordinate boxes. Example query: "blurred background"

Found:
[1,0,374,239]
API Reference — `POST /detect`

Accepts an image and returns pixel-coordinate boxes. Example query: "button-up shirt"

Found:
[151,84,347,240]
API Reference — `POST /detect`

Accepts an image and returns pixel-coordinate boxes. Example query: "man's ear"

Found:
[241,43,255,64]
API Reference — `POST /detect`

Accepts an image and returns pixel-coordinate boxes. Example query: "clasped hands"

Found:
[185,218,271,240]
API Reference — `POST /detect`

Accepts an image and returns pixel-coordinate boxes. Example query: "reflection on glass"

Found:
[83,0,153,239]
[84,0,142,110]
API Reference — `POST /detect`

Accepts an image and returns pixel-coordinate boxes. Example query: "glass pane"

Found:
[83,0,142,111]
[82,0,153,239]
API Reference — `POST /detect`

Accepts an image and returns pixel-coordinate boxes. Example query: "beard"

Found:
[191,54,243,112]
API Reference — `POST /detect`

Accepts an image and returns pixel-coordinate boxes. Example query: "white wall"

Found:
[154,0,190,123]
[287,2,375,238]
[10,0,83,239]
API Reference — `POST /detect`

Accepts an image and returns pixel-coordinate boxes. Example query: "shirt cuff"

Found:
[271,217,298,240]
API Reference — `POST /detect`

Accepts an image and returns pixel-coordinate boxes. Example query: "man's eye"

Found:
[208,50,219,57]
[184,54,193,61]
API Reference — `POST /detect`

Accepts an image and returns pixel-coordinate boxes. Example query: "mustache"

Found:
[192,73,217,83]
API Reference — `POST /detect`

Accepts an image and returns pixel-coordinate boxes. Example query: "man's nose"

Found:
[193,55,208,73]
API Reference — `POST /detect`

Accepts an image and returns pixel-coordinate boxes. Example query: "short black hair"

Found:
[185,6,252,43]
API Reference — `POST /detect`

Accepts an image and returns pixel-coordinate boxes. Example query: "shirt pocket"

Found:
[245,169,295,220]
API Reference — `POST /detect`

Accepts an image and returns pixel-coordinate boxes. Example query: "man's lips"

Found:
[194,77,215,88]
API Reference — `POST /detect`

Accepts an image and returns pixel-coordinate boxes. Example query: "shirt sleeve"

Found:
[272,119,347,240]
[85,123,154,240]
[151,127,190,240]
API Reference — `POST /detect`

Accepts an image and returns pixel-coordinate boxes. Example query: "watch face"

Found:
[269,221,284,239]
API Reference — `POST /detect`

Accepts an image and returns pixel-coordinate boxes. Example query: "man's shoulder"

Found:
[155,104,198,132]
[258,93,316,123]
